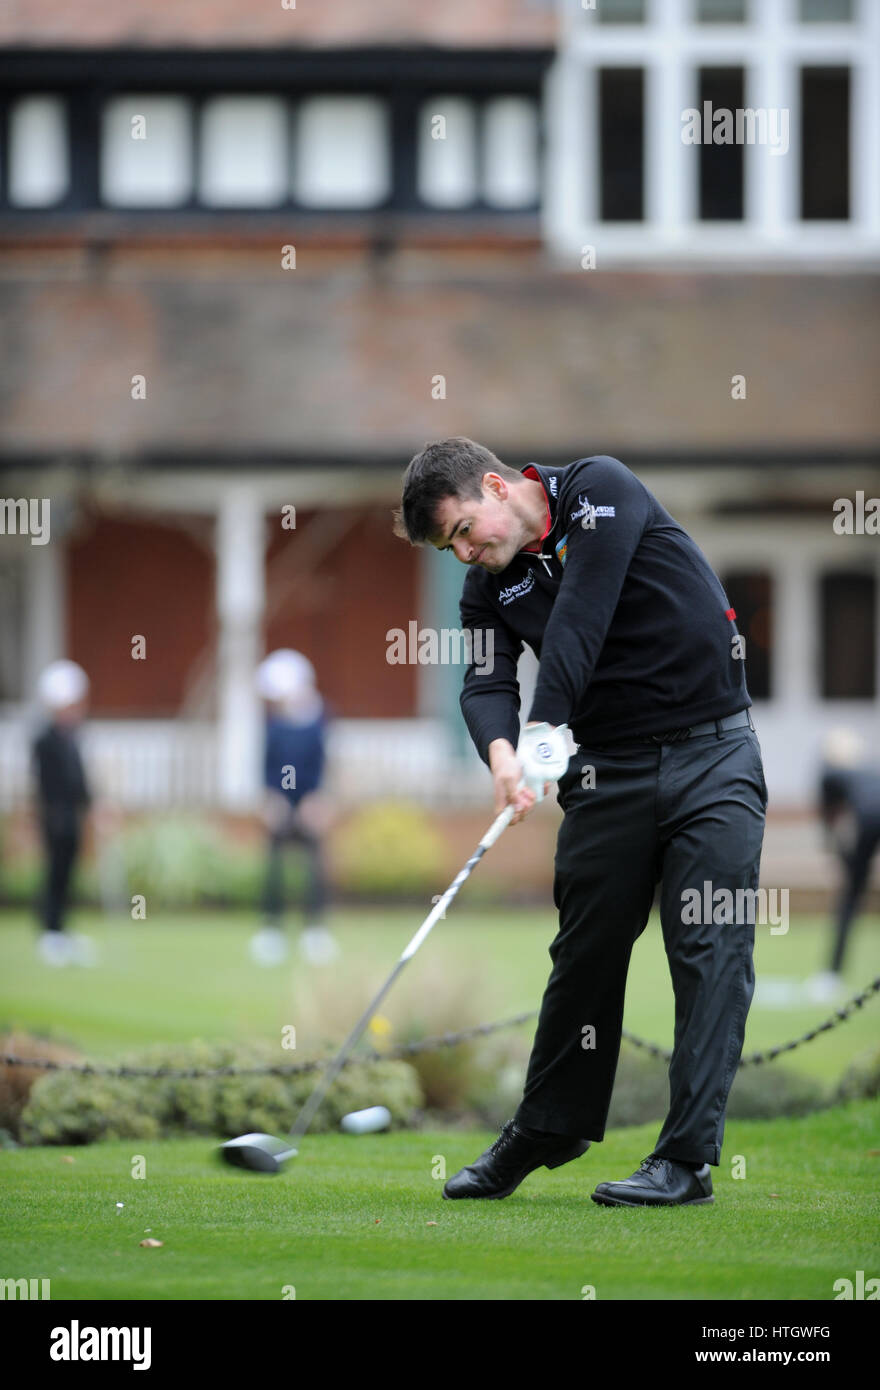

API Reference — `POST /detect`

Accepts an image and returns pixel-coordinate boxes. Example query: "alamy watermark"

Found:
[0,498,50,545]
[832,491,879,535]
[386,622,494,674]
[681,103,789,156]
[681,881,789,934]
[50,1322,151,1369]
[1,1276,51,1299]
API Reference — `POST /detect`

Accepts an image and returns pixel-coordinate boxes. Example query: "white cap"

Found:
[255,649,316,701]
[37,660,90,710]
[823,728,864,769]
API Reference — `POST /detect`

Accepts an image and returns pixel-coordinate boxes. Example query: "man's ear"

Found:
[482,472,508,501]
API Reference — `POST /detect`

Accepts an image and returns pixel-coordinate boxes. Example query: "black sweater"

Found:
[33,723,91,834]
[459,456,751,761]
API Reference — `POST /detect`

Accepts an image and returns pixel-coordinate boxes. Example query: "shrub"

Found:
[835,1045,880,1103]
[115,816,302,910]
[19,1039,423,1146]
[601,1045,829,1129]
[0,1031,85,1138]
[726,1060,828,1120]
[333,801,447,898]
[120,817,238,909]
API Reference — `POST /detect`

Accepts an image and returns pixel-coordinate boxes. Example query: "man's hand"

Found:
[487,738,547,826]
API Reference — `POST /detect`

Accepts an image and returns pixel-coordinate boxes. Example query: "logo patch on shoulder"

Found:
[571,492,615,527]
[555,533,569,567]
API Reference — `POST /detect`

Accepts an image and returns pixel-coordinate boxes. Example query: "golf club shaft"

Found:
[288,802,515,1142]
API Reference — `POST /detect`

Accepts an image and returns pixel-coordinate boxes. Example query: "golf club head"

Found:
[218,1132,298,1173]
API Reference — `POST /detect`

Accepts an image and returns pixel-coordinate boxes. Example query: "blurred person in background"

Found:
[250,649,338,967]
[32,660,96,966]
[811,728,880,1003]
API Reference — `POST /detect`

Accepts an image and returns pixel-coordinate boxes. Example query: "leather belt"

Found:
[583,709,755,750]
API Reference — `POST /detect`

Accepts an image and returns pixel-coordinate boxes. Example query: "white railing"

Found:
[0,715,491,811]
[326,719,490,807]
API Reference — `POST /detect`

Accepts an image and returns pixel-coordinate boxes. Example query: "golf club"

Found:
[219,725,570,1173]
[219,802,516,1171]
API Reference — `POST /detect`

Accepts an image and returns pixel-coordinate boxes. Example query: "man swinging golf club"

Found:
[393,438,768,1207]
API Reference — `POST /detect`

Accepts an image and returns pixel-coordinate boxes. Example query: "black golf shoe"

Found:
[442,1120,591,1200]
[591,1154,714,1207]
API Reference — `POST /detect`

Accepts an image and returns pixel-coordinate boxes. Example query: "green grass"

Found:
[2,907,878,1303]
[1,908,878,1085]
[1,1103,877,1300]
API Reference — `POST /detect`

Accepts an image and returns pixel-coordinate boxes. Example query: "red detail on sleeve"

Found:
[726,608,736,621]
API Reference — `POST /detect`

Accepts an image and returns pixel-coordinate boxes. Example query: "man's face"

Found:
[53,698,87,728]
[429,477,522,574]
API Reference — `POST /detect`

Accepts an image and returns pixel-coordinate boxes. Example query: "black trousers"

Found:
[831,816,880,974]
[39,826,81,933]
[262,807,328,927]
[515,725,768,1167]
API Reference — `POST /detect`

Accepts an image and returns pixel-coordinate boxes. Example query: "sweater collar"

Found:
[518,463,560,553]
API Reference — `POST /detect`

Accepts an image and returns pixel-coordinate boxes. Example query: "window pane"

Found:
[417,98,477,208]
[721,572,772,700]
[200,97,287,207]
[8,95,69,206]
[295,96,390,208]
[696,0,746,19]
[800,68,850,220]
[820,573,876,699]
[483,97,539,209]
[101,96,191,207]
[799,0,853,20]
[599,69,644,221]
[698,68,745,220]
[597,0,646,22]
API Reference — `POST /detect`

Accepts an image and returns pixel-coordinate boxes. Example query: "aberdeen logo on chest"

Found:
[497,571,536,606]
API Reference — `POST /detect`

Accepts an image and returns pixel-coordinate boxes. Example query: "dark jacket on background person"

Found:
[33,723,90,837]
[264,713,325,808]
[820,765,880,833]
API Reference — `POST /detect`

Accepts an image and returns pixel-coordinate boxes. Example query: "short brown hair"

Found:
[393,437,522,545]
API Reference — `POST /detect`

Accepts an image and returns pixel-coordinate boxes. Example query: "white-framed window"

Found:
[199,97,288,207]
[696,0,746,20]
[483,96,541,208]
[799,0,853,20]
[295,95,390,208]
[597,0,647,22]
[8,95,69,207]
[546,0,880,265]
[28,84,541,216]
[417,97,479,207]
[418,95,540,209]
[101,96,192,207]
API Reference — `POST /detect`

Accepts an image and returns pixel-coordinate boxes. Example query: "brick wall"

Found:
[0,0,556,48]
[2,248,878,456]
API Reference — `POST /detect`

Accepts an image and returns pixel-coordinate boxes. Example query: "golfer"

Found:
[394,438,768,1206]
[810,729,880,1003]
[32,660,97,967]
[250,649,338,968]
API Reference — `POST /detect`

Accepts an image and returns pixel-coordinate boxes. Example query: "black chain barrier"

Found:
[3,977,878,1079]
